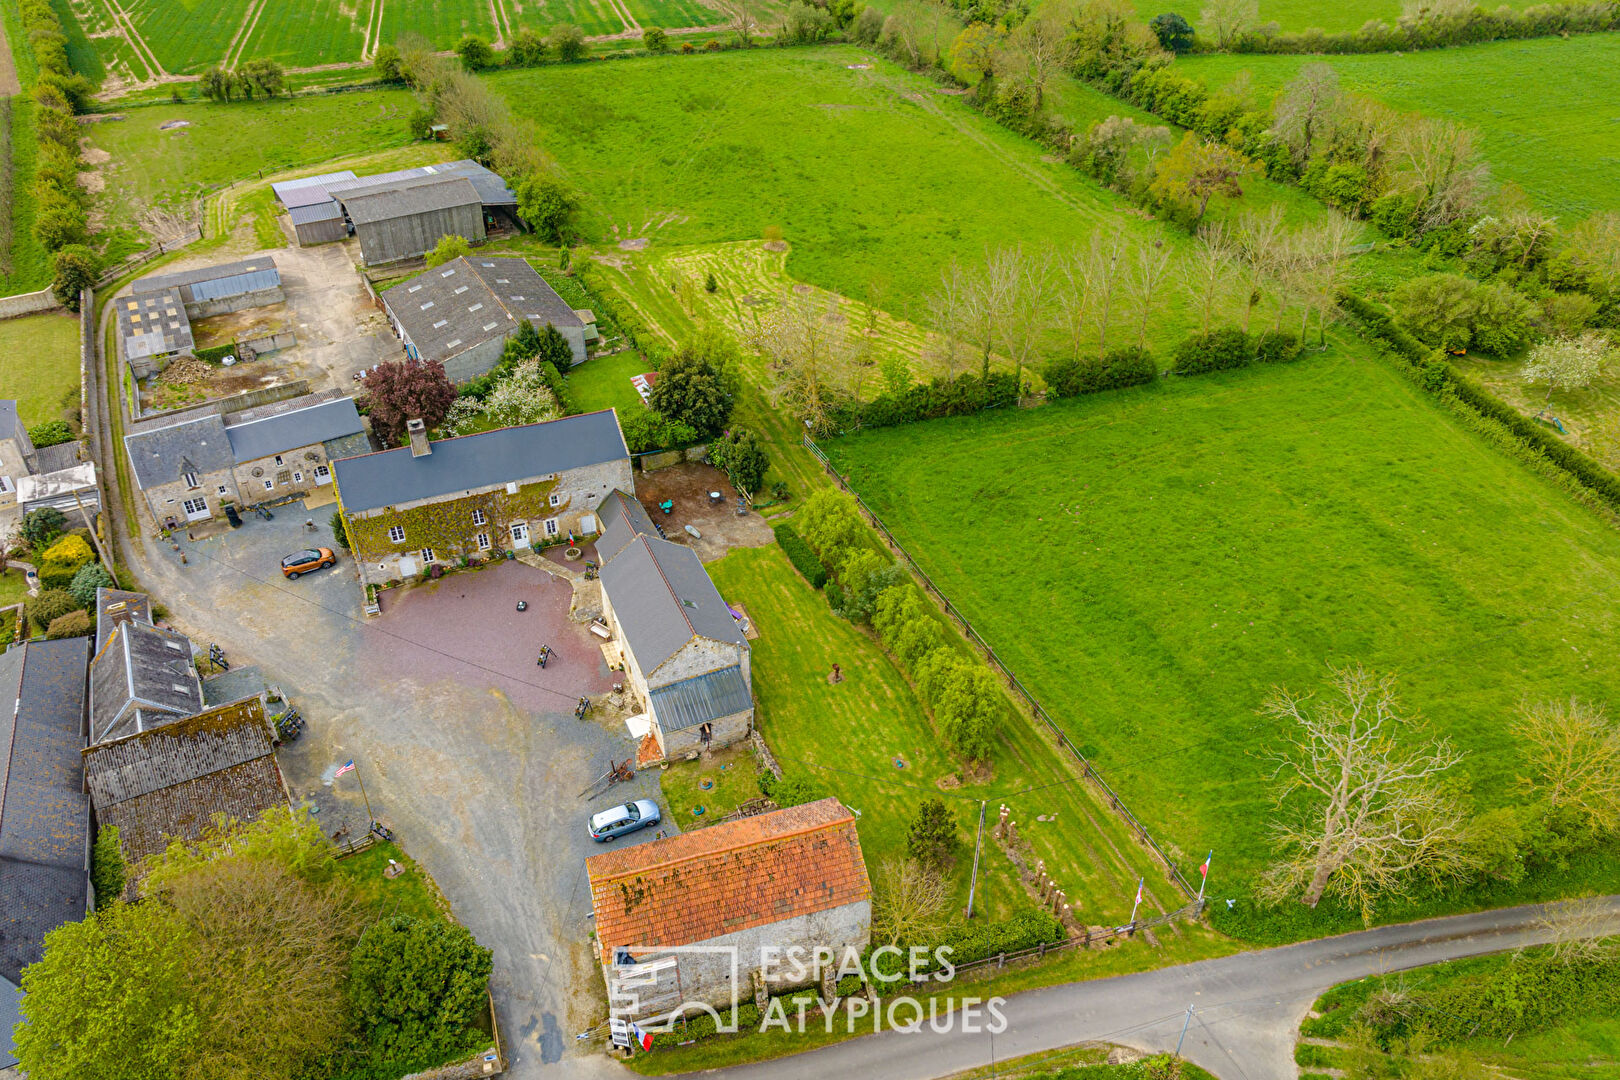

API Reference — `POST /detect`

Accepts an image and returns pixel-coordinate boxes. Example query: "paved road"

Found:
[686,897,1620,1080]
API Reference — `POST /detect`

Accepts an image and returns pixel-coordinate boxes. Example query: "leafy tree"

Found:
[1150,133,1255,227]
[1391,273,1480,352]
[853,4,885,43]
[455,34,495,70]
[33,204,86,250]
[923,655,1002,763]
[1515,697,1620,837]
[536,322,574,369]
[28,589,77,630]
[648,348,736,438]
[199,66,234,101]
[350,916,493,1062]
[425,234,472,268]
[1149,12,1195,51]
[1522,333,1610,406]
[550,23,587,61]
[508,27,548,64]
[832,548,904,624]
[514,173,580,243]
[950,22,1005,82]
[51,244,98,308]
[21,507,67,548]
[906,797,959,869]
[508,318,543,360]
[408,104,436,140]
[373,43,404,81]
[329,510,351,550]
[362,358,459,445]
[708,426,769,494]
[619,409,698,453]
[14,901,201,1080]
[238,58,285,97]
[69,561,115,608]
[797,489,867,567]
[783,1,835,43]
[642,26,669,51]
[46,610,91,639]
[90,825,125,907]
[41,533,94,572]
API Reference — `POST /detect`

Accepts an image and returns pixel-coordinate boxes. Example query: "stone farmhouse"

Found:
[123,390,368,529]
[116,258,283,378]
[596,491,753,762]
[586,798,871,1021]
[0,638,91,1030]
[382,256,593,381]
[0,400,96,535]
[82,696,289,874]
[332,409,631,586]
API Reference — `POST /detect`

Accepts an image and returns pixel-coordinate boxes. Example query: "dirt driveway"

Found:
[631,462,775,561]
[128,514,669,1080]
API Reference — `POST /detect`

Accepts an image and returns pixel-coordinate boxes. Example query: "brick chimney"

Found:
[407,418,431,458]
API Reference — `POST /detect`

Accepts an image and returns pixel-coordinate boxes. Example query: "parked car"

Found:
[589,799,661,843]
[280,547,336,579]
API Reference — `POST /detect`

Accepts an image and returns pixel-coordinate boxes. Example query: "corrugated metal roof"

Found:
[188,267,281,303]
[272,171,357,207]
[333,409,628,513]
[340,176,481,225]
[133,257,278,294]
[288,200,342,225]
[224,395,363,463]
[649,666,751,732]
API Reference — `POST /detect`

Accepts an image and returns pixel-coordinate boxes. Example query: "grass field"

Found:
[1136,0,1543,34]
[246,0,369,68]
[0,311,82,427]
[1174,35,1620,218]
[827,350,1620,917]
[509,0,625,37]
[124,0,256,74]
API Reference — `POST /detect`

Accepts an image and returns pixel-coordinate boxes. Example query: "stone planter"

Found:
[564,546,583,562]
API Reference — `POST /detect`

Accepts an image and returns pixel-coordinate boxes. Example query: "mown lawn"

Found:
[333,839,446,923]
[1174,35,1620,218]
[0,310,81,427]
[828,348,1620,932]
[566,350,650,416]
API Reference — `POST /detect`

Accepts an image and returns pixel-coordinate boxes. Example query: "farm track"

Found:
[100,0,166,80]
[0,9,19,95]
[489,0,513,45]
[361,0,385,61]
[221,0,271,70]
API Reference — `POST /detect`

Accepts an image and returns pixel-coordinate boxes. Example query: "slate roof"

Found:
[95,587,152,654]
[600,534,746,680]
[2,974,22,1068]
[29,440,79,475]
[648,666,752,732]
[132,257,278,296]
[0,639,91,985]
[82,697,287,866]
[116,289,194,360]
[333,409,628,514]
[586,799,869,964]
[383,256,582,366]
[0,400,27,448]
[89,621,202,745]
[124,410,232,490]
[224,394,364,464]
[597,489,658,562]
[340,176,481,226]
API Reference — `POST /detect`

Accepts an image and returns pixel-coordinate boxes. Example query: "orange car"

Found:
[280,547,335,579]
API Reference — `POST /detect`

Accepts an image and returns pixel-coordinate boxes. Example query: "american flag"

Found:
[334,760,356,779]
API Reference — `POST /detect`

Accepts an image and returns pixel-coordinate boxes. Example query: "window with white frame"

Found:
[472,509,486,526]
[476,532,490,551]
[216,485,228,495]
[292,471,303,484]
[274,455,284,467]
[420,548,434,562]
[544,518,559,537]
[0,476,13,495]
[388,525,406,543]
[314,464,331,481]
[548,492,562,508]
[182,497,207,515]
[262,479,274,491]
[183,471,199,489]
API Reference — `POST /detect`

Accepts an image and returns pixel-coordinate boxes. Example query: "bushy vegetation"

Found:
[773,523,827,588]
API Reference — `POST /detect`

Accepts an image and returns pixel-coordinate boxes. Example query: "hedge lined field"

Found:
[1174,35,1620,218]
[244,0,368,68]
[829,351,1620,925]
[124,0,256,74]
[622,0,725,27]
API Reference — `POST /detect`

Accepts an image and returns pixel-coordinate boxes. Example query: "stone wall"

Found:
[240,330,297,354]
[184,285,285,320]
[143,468,238,528]
[0,287,60,319]
[232,441,333,503]
[136,379,312,423]
[659,705,751,759]
[648,636,751,689]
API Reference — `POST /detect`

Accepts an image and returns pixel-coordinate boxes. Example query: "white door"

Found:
[398,556,417,577]
[511,521,529,546]
[182,496,211,521]
[314,464,332,485]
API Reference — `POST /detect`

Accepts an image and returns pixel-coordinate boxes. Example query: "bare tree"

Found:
[1130,241,1172,350]
[1056,239,1097,360]
[1182,228,1235,334]
[1516,697,1620,834]
[1567,211,1620,294]
[1008,12,1077,110]
[1272,62,1342,166]
[999,245,1054,392]
[756,287,853,434]
[871,857,950,949]
[925,258,973,378]
[1220,205,1285,334]
[1295,212,1361,345]
[729,3,758,44]
[1535,896,1619,966]
[1083,233,1128,360]
[1392,116,1489,233]
[964,248,1020,380]
[1260,663,1476,916]
[1200,0,1258,49]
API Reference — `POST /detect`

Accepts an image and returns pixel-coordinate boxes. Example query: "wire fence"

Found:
[803,433,1196,900]
[947,901,1206,979]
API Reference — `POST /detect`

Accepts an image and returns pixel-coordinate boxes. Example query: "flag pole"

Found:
[1197,851,1213,903]
[1129,877,1144,925]
[353,762,376,825]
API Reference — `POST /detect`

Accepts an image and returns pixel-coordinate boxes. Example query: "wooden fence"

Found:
[803,433,1196,900]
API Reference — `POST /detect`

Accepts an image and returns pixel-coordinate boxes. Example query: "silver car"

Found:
[589,798,661,842]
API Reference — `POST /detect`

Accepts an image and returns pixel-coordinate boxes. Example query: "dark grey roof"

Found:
[123,411,232,490]
[85,697,271,807]
[272,170,357,207]
[324,430,373,461]
[89,621,202,745]
[384,256,580,366]
[201,665,266,708]
[333,409,628,514]
[289,200,343,225]
[0,400,26,447]
[132,257,278,296]
[116,290,194,360]
[0,639,90,985]
[30,440,80,475]
[324,160,515,204]
[95,587,151,654]
[598,489,658,563]
[3,973,22,1067]
[600,535,746,679]
[340,176,481,226]
[224,395,363,464]
[649,666,751,732]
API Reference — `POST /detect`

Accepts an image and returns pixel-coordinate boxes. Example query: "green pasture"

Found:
[1139,0,1542,35]
[828,349,1620,922]
[622,0,726,27]
[125,0,256,74]
[377,0,496,52]
[1174,35,1620,218]
[244,0,368,67]
[0,311,82,426]
[510,0,625,36]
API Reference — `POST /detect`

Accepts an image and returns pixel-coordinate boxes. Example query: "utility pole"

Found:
[1176,1004,1194,1058]
[965,800,986,919]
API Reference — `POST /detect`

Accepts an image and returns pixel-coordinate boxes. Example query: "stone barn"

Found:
[132,257,283,319]
[587,798,871,1021]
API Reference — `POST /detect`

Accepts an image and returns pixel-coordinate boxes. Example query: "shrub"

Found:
[454,35,495,70]
[795,489,869,571]
[1044,346,1156,397]
[550,23,586,61]
[28,419,73,447]
[21,507,67,549]
[774,524,827,588]
[709,427,769,494]
[51,245,99,309]
[833,548,904,624]
[906,797,958,869]
[372,43,403,81]
[28,588,77,630]
[1172,328,1253,375]
[1254,330,1302,364]
[90,826,125,906]
[848,371,1019,429]
[766,775,825,808]
[932,908,1063,968]
[45,610,90,639]
[642,26,669,52]
[68,562,114,609]
[619,409,698,454]
[350,916,493,1063]
[40,533,94,573]
[329,511,351,551]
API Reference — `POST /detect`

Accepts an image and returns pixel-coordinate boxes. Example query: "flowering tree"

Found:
[1521,333,1610,406]
[442,361,560,434]
[362,359,458,445]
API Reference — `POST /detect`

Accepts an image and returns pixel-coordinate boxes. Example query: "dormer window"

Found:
[183,471,199,489]
[274,455,284,466]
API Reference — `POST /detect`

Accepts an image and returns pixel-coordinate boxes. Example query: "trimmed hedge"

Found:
[1171,327,1253,375]
[193,343,238,364]
[1043,345,1157,398]
[773,524,827,588]
[1254,330,1302,364]
[839,370,1019,430]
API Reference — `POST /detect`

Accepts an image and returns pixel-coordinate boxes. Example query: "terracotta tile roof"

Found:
[586,798,869,964]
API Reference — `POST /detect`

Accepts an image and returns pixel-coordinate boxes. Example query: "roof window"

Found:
[445,338,462,349]
[420,301,435,310]
[433,319,448,328]
[441,268,457,278]
[468,303,483,313]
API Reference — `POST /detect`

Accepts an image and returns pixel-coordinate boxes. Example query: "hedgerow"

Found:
[772,523,827,588]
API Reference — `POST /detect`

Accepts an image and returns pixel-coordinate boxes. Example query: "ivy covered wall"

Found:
[344,478,566,563]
